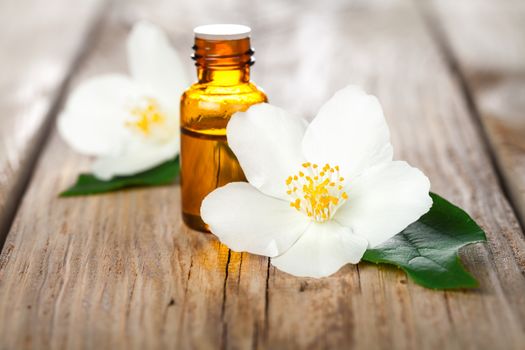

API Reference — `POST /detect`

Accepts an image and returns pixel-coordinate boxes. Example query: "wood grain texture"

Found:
[0,0,105,242]
[426,0,525,225]
[0,0,524,349]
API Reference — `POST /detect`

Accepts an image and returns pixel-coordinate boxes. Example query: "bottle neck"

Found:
[192,36,254,86]
[197,65,250,85]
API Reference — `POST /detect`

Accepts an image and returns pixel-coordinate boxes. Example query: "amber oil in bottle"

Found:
[180,24,267,232]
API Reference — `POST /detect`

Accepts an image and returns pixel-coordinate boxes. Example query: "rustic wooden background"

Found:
[1,0,524,349]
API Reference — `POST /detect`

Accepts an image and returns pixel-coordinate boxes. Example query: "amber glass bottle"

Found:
[180,24,267,232]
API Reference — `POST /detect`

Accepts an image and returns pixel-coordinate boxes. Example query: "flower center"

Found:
[286,162,348,222]
[126,97,166,135]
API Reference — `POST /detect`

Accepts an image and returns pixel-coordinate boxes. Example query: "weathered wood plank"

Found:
[0,3,248,350]
[426,0,525,225]
[0,0,106,243]
[255,1,525,348]
[0,0,524,349]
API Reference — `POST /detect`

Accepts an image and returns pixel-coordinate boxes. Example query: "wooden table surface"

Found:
[1,0,524,349]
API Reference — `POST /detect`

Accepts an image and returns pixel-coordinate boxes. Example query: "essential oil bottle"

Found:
[180,24,267,232]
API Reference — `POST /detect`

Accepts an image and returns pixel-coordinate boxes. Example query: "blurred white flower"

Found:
[201,86,432,278]
[58,21,188,180]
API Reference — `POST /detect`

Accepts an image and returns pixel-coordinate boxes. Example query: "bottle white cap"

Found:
[194,24,251,40]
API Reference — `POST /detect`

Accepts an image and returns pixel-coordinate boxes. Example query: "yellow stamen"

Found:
[126,97,165,135]
[285,163,349,222]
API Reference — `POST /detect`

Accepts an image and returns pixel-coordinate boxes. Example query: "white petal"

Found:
[201,182,310,257]
[227,103,308,200]
[334,161,432,247]
[127,21,188,114]
[302,85,393,181]
[271,221,368,278]
[92,138,179,180]
[57,75,139,156]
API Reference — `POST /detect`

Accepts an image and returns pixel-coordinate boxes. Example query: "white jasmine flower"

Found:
[58,22,188,180]
[201,86,432,278]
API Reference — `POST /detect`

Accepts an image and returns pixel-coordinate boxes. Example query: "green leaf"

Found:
[362,192,486,289]
[60,157,180,197]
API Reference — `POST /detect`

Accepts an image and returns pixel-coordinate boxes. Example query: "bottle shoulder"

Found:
[182,81,267,103]
[181,81,268,134]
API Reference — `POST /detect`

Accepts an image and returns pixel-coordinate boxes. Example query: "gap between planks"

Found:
[219,252,272,349]
[417,0,525,231]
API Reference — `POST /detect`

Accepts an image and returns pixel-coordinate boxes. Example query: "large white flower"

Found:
[58,22,188,180]
[201,86,432,278]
